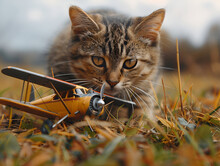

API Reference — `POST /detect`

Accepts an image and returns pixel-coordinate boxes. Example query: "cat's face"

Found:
[68,6,165,97]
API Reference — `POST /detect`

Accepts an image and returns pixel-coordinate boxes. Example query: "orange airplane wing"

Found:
[0,97,59,119]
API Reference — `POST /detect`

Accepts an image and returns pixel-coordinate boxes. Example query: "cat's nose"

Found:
[106,80,119,89]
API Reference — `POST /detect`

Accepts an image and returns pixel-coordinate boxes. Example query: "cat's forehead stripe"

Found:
[102,17,132,59]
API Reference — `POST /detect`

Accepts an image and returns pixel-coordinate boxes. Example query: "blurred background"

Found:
[0,0,220,75]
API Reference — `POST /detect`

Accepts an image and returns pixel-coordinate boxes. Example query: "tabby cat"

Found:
[48,6,165,121]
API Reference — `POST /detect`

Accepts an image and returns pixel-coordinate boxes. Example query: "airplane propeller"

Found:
[92,83,106,115]
[97,83,105,107]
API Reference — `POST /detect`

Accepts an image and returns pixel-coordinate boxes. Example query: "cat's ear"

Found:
[69,6,100,35]
[132,9,165,45]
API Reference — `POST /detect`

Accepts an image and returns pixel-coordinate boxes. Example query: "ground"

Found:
[0,64,219,165]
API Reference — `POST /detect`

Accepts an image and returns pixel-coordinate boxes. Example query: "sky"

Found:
[0,0,220,53]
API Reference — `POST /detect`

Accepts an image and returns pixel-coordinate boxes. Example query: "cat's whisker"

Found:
[143,79,163,87]
[49,61,71,67]
[93,85,100,91]
[122,90,127,100]
[158,66,176,71]
[54,73,78,78]
[88,84,97,90]
[68,80,91,84]
[76,82,92,87]
[65,79,88,83]
[118,90,124,99]
[69,79,90,84]
[121,89,126,99]
[86,80,102,91]
[127,88,145,113]
[86,83,95,89]
[92,78,103,85]
[131,85,160,108]
[124,88,134,115]
[53,72,80,81]
[131,86,164,116]
[129,88,152,112]
[142,79,173,89]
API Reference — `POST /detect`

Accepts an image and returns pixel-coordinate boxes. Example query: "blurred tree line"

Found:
[161,23,220,76]
[0,24,219,75]
[0,49,46,66]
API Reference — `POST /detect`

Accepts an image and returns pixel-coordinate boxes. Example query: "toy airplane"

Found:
[0,66,135,127]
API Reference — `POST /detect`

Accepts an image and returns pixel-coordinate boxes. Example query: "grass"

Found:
[0,48,220,165]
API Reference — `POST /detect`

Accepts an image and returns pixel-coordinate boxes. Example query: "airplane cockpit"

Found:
[75,89,84,95]
[53,88,87,100]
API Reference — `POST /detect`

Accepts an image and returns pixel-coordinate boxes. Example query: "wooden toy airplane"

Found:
[0,66,135,127]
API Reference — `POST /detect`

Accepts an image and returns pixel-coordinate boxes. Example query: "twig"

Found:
[161,78,168,119]
[150,81,159,104]
[176,39,184,116]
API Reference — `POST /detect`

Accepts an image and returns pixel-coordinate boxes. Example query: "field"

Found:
[0,62,219,165]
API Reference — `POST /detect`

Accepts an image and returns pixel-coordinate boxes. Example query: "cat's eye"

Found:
[123,59,137,69]
[92,56,106,67]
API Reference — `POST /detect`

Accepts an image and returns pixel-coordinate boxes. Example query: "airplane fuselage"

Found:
[30,88,104,119]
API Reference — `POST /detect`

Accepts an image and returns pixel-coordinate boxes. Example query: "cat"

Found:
[48,6,165,121]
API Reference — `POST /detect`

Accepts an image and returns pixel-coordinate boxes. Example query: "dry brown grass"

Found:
[0,48,219,165]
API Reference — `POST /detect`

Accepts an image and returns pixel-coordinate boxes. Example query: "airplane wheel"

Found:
[40,119,53,134]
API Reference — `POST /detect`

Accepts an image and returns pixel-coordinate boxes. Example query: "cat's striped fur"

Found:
[48,6,165,121]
